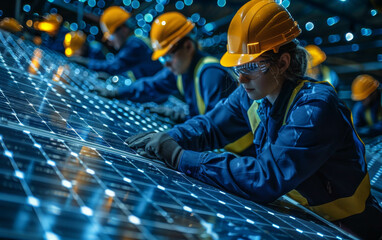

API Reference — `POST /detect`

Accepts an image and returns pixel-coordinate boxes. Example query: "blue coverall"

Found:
[117,50,238,117]
[87,35,162,79]
[167,78,381,238]
[352,92,382,138]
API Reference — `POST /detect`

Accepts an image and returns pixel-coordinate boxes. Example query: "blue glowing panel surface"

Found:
[0,31,355,239]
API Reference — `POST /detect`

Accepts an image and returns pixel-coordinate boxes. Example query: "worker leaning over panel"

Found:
[63,31,105,60]
[125,1,382,239]
[40,13,69,54]
[305,44,340,91]
[0,17,23,34]
[351,74,382,138]
[96,12,238,124]
[71,6,162,80]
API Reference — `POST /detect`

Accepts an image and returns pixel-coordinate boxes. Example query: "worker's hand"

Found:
[90,86,118,99]
[146,106,186,123]
[125,132,183,170]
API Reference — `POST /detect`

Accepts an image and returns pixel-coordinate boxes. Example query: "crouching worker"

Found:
[126,1,382,239]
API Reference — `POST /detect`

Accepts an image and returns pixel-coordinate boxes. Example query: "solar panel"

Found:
[0,30,356,239]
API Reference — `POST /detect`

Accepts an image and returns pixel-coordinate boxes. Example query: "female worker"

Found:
[126,0,382,238]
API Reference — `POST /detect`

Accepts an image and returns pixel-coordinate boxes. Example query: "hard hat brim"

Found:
[220,51,266,67]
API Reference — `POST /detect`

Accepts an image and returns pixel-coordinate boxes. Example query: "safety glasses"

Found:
[158,39,185,64]
[233,59,271,77]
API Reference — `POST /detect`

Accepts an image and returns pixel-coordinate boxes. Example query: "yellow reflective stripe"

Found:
[365,108,373,126]
[177,75,184,96]
[194,56,220,115]
[247,101,260,133]
[136,36,152,50]
[282,80,309,125]
[224,131,254,154]
[126,70,136,82]
[288,174,371,221]
[322,65,331,84]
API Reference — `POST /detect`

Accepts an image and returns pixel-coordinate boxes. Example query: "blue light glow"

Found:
[123,0,131,6]
[198,17,206,26]
[88,0,96,7]
[97,0,105,8]
[305,22,314,31]
[70,23,78,31]
[134,28,143,37]
[361,28,372,36]
[132,0,140,9]
[144,13,153,22]
[155,3,164,12]
[327,16,340,26]
[176,1,185,10]
[23,4,31,13]
[184,0,193,6]
[191,13,200,23]
[217,0,226,7]
[371,9,377,16]
[204,23,215,32]
[90,26,98,35]
[351,44,359,51]
[328,34,340,43]
[345,32,354,41]
[378,54,382,62]
[281,0,290,8]
[314,37,323,45]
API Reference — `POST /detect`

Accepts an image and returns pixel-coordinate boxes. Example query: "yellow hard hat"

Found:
[220,0,301,67]
[150,12,195,61]
[37,13,62,34]
[100,6,131,41]
[305,44,326,67]
[351,74,380,101]
[0,17,23,33]
[63,31,86,57]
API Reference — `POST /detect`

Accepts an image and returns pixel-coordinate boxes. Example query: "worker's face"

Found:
[361,90,378,107]
[108,26,129,50]
[237,53,290,103]
[160,40,194,75]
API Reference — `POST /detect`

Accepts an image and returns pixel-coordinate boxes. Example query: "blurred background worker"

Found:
[351,74,382,138]
[63,31,105,60]
[95,12,237,123]
[305,44,340,91]
[0,17,23,35]
[126,1,382,239]
[71,6,162,81]
[39,13,69,54]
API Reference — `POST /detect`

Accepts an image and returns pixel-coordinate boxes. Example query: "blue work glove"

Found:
[125,132,183,170]
[145,106,186,123]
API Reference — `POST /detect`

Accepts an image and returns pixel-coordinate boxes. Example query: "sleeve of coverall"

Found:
[167,87,252,151]
[199,67,235,113]
[87,38,144,74]
[175,97,346,203]
[117,68,178,103]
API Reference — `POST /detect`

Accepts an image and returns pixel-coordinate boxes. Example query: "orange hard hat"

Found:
[100,6,131,41]
[0,17,23,33]
[220,0,301,67]
[305,44,326,67]
[150,12,195,61]
[63,31,86,57]
[351,74,380,101]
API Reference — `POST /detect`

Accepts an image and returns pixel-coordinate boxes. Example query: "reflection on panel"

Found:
[0,30,356,239]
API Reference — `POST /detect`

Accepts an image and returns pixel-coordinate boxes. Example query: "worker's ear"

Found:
[184,39,194,53]
[278,52,291,75]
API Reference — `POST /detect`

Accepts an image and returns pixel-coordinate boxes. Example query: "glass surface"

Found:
[0,30,358,240]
